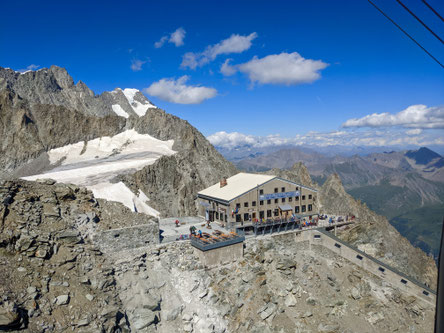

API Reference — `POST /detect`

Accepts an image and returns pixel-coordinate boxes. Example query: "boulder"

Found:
[0,301,21,329]
[142,295,159,311]
[318,323,340,332]
[260,303,276,320]
[56,230,82,244]
[350,287,361,300]
[165,306,182,321]
[54,295,69,306]
[132,310,157,330]
[284,294,297,307]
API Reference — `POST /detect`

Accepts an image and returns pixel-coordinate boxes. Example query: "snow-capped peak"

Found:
[111,88,156,118]
[122,88,157,117]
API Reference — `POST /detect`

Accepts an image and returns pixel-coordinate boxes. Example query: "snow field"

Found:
[23,129,175,218]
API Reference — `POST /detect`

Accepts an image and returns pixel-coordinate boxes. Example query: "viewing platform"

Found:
[190,231,245,267]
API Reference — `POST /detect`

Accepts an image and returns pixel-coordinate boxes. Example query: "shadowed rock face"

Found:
[319,173,438,289]
[120,147,238,217]
[0,90,127,176]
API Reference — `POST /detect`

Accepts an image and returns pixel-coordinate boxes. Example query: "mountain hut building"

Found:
[197,173,318,229]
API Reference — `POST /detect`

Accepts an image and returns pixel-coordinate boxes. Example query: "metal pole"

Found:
[435,217,444,333]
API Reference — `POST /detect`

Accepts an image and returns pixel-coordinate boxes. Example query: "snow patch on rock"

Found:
[111,104,130,118]
[90,182,160,217]
[122,88,156,117]
[23,129,175,217]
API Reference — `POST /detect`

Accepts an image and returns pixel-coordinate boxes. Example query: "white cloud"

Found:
[221,52,328,85]
[169,27,186,47]
[144,76,217,104]
[220,59,236,76]
[154,36,168,48]
[130,59,147,72]
[343,105,444,129]
[18,64,40,73]
[155,27,186,48]
[406,128,422,135]
[207,129,444,149]
[207,131,259,148]
[181,32,257,69]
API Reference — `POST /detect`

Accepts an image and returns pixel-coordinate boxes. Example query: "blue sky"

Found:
[1,0,443,150]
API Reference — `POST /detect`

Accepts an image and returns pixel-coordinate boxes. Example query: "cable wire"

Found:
[396,0,443,44]
[422,0,444,23]
[367,0,444,68]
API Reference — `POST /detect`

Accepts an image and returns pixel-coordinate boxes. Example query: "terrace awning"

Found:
[278,204,293,211]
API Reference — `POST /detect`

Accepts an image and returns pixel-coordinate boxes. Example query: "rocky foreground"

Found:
[0,180,436,332]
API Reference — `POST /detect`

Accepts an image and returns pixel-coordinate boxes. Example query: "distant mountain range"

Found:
[219,144,444,260]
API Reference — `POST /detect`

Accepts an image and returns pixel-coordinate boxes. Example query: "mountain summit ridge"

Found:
[0,66,156,118]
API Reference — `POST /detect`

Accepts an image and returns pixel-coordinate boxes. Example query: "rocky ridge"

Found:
[0,180,435,332]
[0,66,237,217]
[0,67,155,118]
[263,162,315,189]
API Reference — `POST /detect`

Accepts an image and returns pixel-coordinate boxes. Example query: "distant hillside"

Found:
[405,147,442,165]
[235,147,337,174]
[390,203,444,259]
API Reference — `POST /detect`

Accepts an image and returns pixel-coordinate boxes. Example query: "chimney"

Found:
[220,177,227,188]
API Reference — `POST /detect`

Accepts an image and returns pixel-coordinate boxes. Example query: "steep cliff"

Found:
[0,89,127,178]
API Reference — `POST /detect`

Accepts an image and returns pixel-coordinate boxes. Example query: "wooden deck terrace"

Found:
[190,231,245,251]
